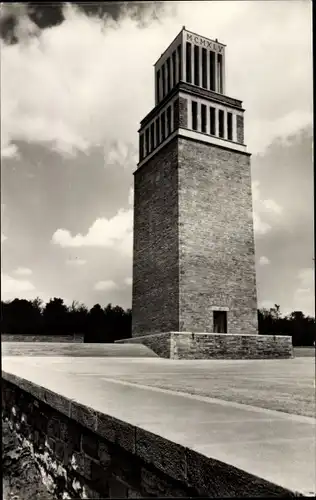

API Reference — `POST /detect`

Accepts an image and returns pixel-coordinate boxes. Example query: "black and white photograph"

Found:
[1,1,314,499]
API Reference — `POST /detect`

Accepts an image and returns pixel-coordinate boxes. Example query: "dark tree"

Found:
[102,303,131,342]
[86,304,106,343]
[0,298,42,335]
[258,307,315,346]
[68,301,88,336]
[286,311,315,346]
[42,298,69,335]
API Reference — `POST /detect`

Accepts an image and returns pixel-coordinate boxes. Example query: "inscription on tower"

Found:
[186,32,224,53]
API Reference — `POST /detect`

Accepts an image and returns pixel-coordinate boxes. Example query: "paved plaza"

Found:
[2,342,316,496]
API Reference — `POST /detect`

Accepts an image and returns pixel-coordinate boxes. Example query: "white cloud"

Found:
[104,141,138,169]
[253,213,271,236]
[1,143,19,159]
[252,180,261,202]
[297,268,314,289]
[252,181,283,236]
[248,110,312,155]
[1,272,35,298]
[259,300,275,311]
[1,233,7,243]
[293,268,315,316]
[128,187,134,206]
[1,4,165,157]
[14,267,33,276]
[94,280,118,291]
[52,208,133,256]
[0,4,40,43]
[296,288,311,296]
[1,2,312,158]
[259,256,270,266]
[262,199,283,215]
[66,258,87,266]
[124,277,133,286]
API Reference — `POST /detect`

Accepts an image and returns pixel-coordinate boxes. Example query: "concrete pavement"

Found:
[2,346,314,417]
[2,353,315,496]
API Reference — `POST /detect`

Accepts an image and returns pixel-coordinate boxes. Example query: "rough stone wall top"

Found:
[2,371,302,497]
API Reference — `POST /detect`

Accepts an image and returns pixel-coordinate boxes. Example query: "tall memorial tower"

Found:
[132,27,258,338]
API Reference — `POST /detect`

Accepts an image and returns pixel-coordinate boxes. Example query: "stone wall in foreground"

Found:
[117,333,293,359]
[2,372,295,498]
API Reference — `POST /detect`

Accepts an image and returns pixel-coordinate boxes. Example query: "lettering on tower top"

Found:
[185,31,224,53]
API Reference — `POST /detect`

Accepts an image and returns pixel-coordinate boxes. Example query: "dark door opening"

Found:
[213,311,227,333]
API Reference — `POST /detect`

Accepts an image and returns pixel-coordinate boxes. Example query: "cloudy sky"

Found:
[1,1,314,317]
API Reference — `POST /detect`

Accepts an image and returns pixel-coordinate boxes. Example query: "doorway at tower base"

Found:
[115,332,293,359]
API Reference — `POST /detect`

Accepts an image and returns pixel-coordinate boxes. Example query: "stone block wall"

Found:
[178,138,258,334]
[179,96,188,128]
[132,134,258,337]
[170,333,293,359]
[132,138,180,336]
[117,333,293,360]
[2,375,192,498]
[2,372,296,498]
[172,97,188,130]
[236,115,244,144]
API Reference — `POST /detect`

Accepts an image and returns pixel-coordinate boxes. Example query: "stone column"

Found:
[206,50,210,90]
[223,110,227,139]
[222,51,226,94]
[139,133,144,160]
[199,46,202,87]
[164,62,168,97]
[197,101,201,132]
[215,107,219,136]
[233,114,237,142]
[187,98,192,129]
[144,131,147,156]
[159,114,163,142]
[206,104,211,134]
[153,120,156,149]
[215,53,218,93]
[175,49,179,84]
[191,43,194,84]
[182,41,186,83]
[159,68,163,102]
[165,111,168,138]
[170,55,174,89]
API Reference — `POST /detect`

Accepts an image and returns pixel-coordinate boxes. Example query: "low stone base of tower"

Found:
[116,332,293,359]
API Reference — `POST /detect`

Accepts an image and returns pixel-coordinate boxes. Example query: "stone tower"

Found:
[132,28,258,337]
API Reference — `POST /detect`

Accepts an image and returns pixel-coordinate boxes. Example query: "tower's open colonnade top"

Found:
[155,27,226,103]
[138,28,246,167]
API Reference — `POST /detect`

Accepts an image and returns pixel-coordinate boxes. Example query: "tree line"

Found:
[258,304,315,346]
[1,298,315,346]
[0,298,132,343]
